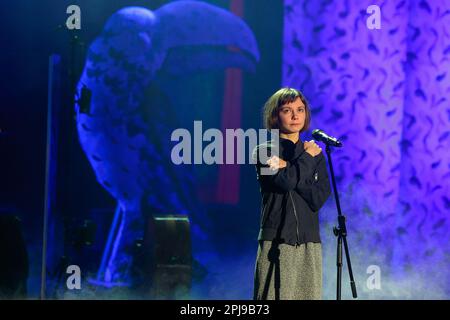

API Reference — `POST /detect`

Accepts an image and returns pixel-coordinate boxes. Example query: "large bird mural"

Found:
[74,1,259,287]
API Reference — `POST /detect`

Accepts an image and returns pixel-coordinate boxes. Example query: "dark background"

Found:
[0,0,284,298]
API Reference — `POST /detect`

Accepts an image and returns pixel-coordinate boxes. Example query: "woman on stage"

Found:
[253,87,331,300]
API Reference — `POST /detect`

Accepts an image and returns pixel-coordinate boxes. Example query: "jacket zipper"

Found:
[289,191,300,247]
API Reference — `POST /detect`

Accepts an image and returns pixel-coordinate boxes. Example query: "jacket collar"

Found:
[278,135,304,160]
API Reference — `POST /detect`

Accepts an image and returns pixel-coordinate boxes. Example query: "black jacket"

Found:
[253,137,331,246]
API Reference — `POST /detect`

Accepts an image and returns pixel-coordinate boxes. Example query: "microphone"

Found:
[312,129,343,147]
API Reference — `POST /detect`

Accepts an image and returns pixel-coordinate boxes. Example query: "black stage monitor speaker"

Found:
[143,214,192,299]
[0,215,29,299]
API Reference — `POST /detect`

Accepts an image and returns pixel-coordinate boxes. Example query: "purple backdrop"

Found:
[283,0,449,298]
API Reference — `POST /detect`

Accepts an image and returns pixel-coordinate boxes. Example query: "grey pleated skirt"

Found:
[253,240,322,300]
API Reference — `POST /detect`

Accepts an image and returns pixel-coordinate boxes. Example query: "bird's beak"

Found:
[153,0,260,74]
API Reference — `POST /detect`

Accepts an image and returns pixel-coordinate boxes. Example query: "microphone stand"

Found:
[324,144,357,300]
